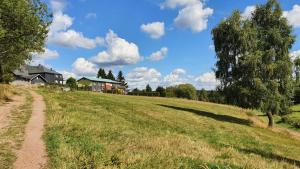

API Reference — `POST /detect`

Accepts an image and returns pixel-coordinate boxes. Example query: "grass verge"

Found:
[0,89,33,169]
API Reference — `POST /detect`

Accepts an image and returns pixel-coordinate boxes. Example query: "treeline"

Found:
[128,83,224,103]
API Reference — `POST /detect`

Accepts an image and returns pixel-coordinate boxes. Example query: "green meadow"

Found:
[39,89,300,169]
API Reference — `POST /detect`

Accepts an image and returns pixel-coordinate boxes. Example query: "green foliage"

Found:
[175,84,197,100]
[166,84,197,100]
[145,84,152,92]
[213,0,295,126]
[106,70,115,81]
[97,68,107,79]
[197,89,208,101]
[156,86,166,97]
[117,71,128,88]
[0,0,51,83]
[66,77,77,90]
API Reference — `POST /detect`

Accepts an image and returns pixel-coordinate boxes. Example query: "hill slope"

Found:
[39,89,300,169]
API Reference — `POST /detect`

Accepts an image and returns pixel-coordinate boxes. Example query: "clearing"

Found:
[39,89,300,169]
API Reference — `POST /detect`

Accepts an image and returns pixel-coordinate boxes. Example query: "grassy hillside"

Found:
[39,89,300,169]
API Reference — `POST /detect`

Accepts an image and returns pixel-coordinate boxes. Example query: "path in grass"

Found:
[14,91,47,169]
[0,95,25,130]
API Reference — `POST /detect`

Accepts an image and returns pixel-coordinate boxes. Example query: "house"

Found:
[12,64,63,85]
[77,77,126,93]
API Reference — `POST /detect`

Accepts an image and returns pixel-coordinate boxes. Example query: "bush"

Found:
[66,77,77,90]
[166,84,197,100]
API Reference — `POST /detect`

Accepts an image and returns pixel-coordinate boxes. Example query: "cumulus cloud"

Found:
[195,72,219,90]
[148,47,168,61]
[48,30,104,49]
[163,68,190,86]
[241,5,256,20]
[140,22,165,39]
[91,30,141,66]
[50,0,66,12]
[47,0,103,49]
[283,5,300,28]
[161,0,198,9]
[59,70,77,80]
[162,0,213,32]
[30,48,59,65]
[72,57,98,76]
[126,67,162,89]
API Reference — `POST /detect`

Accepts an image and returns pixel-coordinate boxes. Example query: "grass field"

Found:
[39,89,300,169]
[0,84,13,104]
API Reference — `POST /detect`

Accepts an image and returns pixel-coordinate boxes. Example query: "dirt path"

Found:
[0,95,25,130]
[14,91,47,169]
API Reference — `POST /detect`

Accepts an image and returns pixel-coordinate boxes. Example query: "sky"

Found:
[34,0,300,90]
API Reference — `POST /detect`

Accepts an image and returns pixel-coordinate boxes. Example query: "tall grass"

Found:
[0,84,12,102]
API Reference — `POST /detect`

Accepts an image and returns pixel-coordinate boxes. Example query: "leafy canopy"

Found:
[0,0,51,82]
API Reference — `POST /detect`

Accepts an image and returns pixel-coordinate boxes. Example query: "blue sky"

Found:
[35,0,300,90]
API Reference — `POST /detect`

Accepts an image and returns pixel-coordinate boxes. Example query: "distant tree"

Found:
[97,68,107,79]
[66,77,77,90]
[213,0,295,127]
[166,86,177,98]
[198,89,208,101]
[294,57,300,85]
[132,88,140,92]
[107,70,115,80]
[175,84,197,100]
[117,71,128,88]
[156,86,166,97]
[0,0,51,83]
[145,84,152,92]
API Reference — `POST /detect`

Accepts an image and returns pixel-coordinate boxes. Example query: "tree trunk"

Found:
[267,112,274,128]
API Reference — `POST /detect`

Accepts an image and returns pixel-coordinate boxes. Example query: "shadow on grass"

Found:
[238,148,300,167]
[158,104,251,126]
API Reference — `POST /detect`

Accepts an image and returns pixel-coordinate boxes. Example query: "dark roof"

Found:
[13,71,47,82]
[78,77,122,84]
[26,65,61,75]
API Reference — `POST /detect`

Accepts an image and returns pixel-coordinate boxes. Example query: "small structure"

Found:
[77,77,125,93]
[13,64,63,85]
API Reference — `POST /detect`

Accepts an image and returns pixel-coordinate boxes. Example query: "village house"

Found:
[77,77,126,93]
[12,64,63,85]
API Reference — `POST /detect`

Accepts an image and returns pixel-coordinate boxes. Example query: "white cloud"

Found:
[47,0,103,49]
[30,48,59,65]
[283,5,300,28]
[85,13,97,19]
[148,47,168,61]
[50,0,66,12]
[91,30,141,66]
[195,72,219,90]
[126,67,162,89]
[49,12,73,33]
[140,22,165,39]
[163,68,190,86]
[59,70,77,80]
[174,2,213,32]
[241,5,256,20]
[48,30,104,49]
[162,0,213,32]
[33,48,59,60]
[72,57,98,76]
[290,50,300,61]
[161,0,198,9]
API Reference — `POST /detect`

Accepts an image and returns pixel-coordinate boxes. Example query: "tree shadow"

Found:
[238,148,300,167]
[158,104,251,126]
